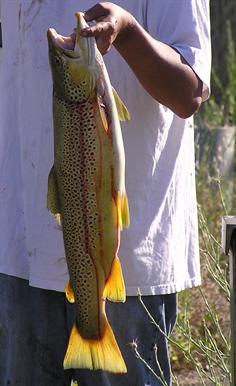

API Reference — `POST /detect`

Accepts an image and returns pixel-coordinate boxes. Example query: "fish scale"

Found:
[47,12,130,373]
[56,97,102,337]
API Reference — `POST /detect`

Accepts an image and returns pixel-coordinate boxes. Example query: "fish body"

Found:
[47,13,130,373]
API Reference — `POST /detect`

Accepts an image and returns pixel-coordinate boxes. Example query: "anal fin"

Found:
[103,256,126,302]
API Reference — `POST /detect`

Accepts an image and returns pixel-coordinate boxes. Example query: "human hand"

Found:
[81,2,133,55]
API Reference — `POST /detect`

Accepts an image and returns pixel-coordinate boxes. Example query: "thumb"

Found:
[83,3,108,22]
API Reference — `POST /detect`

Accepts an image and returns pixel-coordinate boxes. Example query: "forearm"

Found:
[114,16,202,118]
[83,2,203,118]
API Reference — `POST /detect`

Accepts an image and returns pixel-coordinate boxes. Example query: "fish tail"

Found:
[63,320,127,373]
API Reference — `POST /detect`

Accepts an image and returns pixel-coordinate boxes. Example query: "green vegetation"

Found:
[195,21,236,129]
[171,200,231,385]
[132,185,231,385]
[131,19,236,384]
[130,10,236,384]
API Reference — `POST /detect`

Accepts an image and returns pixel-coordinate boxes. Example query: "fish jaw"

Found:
[74,12,89,55]
[47,14,99,102]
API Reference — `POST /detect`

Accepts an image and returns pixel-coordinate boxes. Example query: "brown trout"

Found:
[47,13,130,373]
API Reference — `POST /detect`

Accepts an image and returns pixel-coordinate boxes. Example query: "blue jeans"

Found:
[0,274,177,386]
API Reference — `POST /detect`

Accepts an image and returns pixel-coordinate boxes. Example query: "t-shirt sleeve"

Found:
[146,0,211,101]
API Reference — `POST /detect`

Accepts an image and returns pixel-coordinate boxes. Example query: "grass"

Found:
[172,157,233,385]
[131,195,231,385]
[171,202,231,385]
[131,150,233,385]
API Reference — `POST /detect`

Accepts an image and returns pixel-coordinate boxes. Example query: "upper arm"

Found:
[146,0,211,101]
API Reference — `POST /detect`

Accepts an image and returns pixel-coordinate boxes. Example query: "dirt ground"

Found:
[173,368,230,386]
[173,369,211,385]
[170,260,231,386]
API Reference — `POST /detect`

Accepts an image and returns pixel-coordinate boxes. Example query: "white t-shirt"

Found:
[0,0,211,295]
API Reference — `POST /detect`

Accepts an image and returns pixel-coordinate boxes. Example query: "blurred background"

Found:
[0,1,235,385]
[173,2,236,385]
[0,3,2,64]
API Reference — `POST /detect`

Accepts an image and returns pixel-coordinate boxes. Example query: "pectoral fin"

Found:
[112,87,130,122]
[47,165,62,225]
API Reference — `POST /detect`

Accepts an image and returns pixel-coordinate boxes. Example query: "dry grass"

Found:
[171,171,232,385]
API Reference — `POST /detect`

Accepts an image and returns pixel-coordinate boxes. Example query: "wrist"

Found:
[114,12,137,47]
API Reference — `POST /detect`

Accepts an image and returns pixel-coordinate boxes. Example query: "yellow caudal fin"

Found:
[112,87,131,122]
[115,192,130,230]
[63,320,127,373]
[65,282,75,303]
[47,165,62,226]
[103,256,126,302]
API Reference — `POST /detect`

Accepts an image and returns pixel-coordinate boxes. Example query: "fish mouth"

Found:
[47,13,96,65]
[47,28,76,51]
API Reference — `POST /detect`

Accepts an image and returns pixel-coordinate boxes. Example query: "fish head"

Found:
[47,13,99,103]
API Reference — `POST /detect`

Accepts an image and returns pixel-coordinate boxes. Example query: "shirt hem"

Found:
[29,276,67,292]
[0,266,29,282]
[0,268,202,296]
[125,277,202,296]
[0,267,67,292]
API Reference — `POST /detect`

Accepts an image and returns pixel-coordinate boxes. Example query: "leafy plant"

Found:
[196,20,236,129]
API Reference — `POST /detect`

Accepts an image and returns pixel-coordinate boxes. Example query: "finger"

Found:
[83,3,108,22]
[81,20,116,38]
